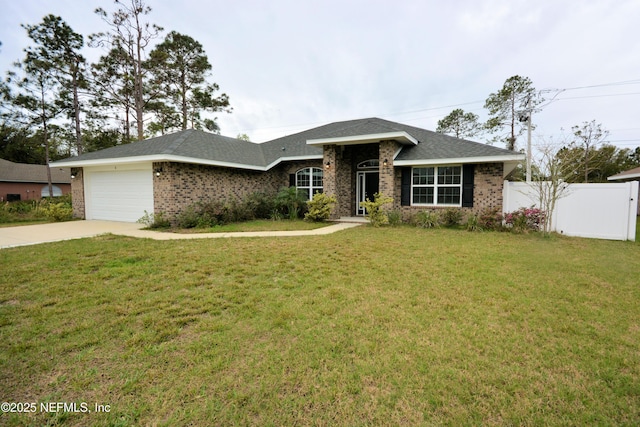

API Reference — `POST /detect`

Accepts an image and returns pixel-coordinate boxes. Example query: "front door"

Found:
[356,171,379,215]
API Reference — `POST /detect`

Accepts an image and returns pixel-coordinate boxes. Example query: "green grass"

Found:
[172,218,329,233]
[1,227,639,426]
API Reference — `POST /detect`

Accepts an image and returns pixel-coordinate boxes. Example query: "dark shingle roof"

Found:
[52,118,522,169]
[0,158,70,183]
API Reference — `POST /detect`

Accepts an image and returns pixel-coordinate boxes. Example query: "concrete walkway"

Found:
[0,220,363,249]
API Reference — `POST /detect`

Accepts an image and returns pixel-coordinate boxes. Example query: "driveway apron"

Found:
[0,221,144,249]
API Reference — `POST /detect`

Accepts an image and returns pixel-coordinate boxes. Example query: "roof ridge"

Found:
[161,129,195,155]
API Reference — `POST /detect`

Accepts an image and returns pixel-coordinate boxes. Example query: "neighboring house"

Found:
[51,117,524,223]
[0,158,71,202]
[608,166,640,214]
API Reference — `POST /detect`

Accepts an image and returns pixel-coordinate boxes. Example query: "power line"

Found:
[229,78,640,136]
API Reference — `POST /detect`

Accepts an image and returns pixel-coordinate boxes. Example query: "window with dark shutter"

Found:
[462,164,475,207]
[401,168,411,206]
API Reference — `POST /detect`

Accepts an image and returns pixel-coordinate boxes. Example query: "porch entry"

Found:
[356,171,379,215]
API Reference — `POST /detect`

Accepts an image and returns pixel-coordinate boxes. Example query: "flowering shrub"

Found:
[504,207,545,233]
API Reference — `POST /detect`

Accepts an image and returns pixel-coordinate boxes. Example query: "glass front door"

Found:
[356,171,379,215]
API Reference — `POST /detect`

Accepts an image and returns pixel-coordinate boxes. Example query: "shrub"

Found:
[465,214,480,231]
[5,200,35,214]
[478,207,504,231]
[387,210,402,227]
[137,210,171,229]
[36,195,73,222]
[360,192,393,227]
[440,208,463,227]
[275,187,308,220]
[304,193,336,222]
[504,206,545,233]
[175,206,204,229]
[40,203,73,222]
[244,192,275,220]
[412,210,440,229]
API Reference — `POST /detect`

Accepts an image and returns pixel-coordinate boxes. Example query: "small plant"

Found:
[478,207,504,231]
[275,187,308,220]
[387,210,402,227]
[466,214,481,232]
[440,208,463,227]
[304,193,337,222]
[360,192,393,227]
[137,210,171,229]
[412,210,440,229]
[504,206,545,233]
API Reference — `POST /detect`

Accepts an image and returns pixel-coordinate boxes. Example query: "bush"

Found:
[360,192,393,227]
[36,195,73,222]
[175,206,204,229]
[244,192,275,220]
[137,210,171,229]
[504,206,545,233]
[412,210,440,229]
[275,187,308,220]
[478,207,504,231]
[465,214,480,232]
[304,193,336,222]
[387,210,402,227]
[39,203,73,222]
[440,208,463,227]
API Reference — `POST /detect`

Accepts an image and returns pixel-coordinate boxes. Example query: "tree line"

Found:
[436,75,640,183]
[0,0,231,166]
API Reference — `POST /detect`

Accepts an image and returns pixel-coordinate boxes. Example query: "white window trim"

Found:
[296,167,323,200]
[411,165,463,207]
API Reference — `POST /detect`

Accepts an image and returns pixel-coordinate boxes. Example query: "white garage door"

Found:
[85,166,154,222]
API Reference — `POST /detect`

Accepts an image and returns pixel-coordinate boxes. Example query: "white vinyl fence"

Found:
[503,180,639,241]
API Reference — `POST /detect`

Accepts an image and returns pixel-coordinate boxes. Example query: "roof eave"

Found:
[393,154,525,166]
[608,173,640,181]
[51,153,324,171]
[307,131,418,146]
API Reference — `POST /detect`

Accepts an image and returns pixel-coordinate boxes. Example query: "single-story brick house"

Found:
[0,158,71,202]
[51,117,524,223]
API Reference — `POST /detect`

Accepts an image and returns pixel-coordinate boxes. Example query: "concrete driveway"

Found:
[0,220,144,249]
[0,220,362,249]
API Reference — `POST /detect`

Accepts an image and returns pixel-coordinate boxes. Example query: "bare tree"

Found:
[527,140,573,234]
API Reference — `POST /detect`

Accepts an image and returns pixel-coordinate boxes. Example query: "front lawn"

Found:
[1,228,639,426]
[171,218,330,233]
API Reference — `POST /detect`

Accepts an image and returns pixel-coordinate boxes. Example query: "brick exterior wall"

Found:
[379,140,400,206]
[472,162,504,212]
[0,182,71,202]
[399,162,504,221]
[71,153,504,224]
[152,160,322,220]
[70,168,85,219]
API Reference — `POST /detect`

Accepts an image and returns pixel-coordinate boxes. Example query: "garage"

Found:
[84,164,154,222]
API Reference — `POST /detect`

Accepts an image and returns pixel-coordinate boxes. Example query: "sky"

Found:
[1,0,639,152]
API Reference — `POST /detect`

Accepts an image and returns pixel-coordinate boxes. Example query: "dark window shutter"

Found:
[289,173,295,187]
[462,164,474,207]
[401,167,411,206]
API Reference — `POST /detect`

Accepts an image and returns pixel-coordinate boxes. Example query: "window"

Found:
[412,166,462,206]
[296,167,323,200]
